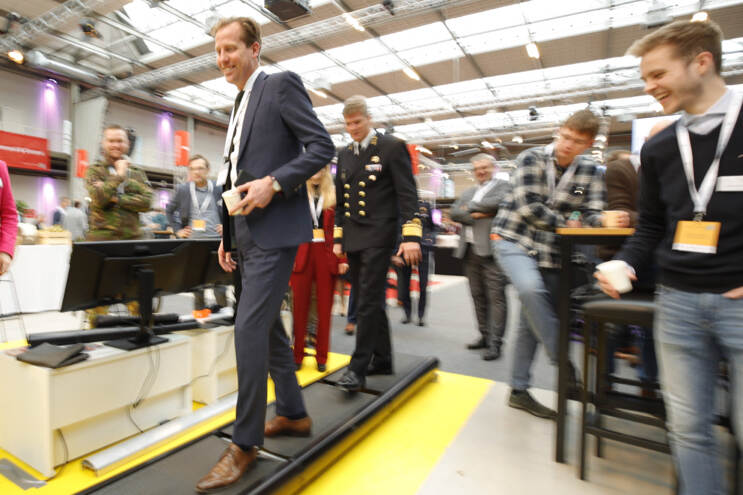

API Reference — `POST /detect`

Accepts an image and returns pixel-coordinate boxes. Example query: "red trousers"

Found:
[290,242,336,365]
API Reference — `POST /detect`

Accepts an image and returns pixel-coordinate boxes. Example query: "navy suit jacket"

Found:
[226,71,334,250]
[166,180,223,231]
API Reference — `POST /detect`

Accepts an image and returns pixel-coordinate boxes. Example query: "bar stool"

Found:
[578,295,670,481]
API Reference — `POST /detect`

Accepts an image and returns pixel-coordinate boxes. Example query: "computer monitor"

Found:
[29,239,228,349]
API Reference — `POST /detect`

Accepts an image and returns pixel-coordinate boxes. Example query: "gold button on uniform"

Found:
[359,210,366,216]
[359,181,366,187]
[344,184,350,189]
[344,202,350,208]
[359,201,366,207]
[345,212,351,217]
[369,175,377,181]
[344,193,350,198]
[359,191,366,197]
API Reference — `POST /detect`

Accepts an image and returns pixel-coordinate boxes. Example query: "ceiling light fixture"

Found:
[691,11,709,22]
[526,42,540,59]
[7,49,24,64]
[342,13,365,32]
[403,66,420,81]
[512,136,524,143]
[481,140,494,149]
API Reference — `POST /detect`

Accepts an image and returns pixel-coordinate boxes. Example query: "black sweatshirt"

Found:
[616,110,743,293]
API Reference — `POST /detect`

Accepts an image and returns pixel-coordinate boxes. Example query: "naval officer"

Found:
[333,95,422,392]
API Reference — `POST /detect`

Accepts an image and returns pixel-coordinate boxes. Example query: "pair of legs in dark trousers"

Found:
[346,246,393,375]
[396,249,430,320]
[231,224,307,450]
[463,246,508,348]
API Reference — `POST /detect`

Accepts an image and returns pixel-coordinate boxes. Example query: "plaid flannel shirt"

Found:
[493,145,606,269]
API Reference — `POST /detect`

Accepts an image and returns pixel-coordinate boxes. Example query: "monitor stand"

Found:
[105,267,169,351]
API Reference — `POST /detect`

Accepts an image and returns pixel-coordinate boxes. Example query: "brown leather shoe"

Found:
[344,323,356,335]
[264,415,312,437]
[195,443,256,493]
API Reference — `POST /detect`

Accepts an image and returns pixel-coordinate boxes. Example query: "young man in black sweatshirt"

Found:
[597,20,743,494]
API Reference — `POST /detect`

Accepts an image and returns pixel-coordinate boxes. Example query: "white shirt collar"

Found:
[241,67,263,95]
[681,87,732,135]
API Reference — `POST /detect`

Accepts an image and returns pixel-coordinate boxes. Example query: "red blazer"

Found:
[0,161,18,258]
[293,206,341,275]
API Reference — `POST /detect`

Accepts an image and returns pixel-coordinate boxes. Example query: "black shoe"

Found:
[337,370,365,392]
[367,360,394,376]
[208,304,223,314]
[482,343,502,361]
[417,318,426,327]
[508,389,557,420]
[295,362,302,371]
[400,315,411,324]
[467,337,487,350]
[317,363,327,372]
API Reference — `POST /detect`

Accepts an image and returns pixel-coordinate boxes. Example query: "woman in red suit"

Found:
[291,166,347,371]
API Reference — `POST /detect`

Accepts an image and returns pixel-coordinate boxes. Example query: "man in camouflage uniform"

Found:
[85,124,152,240]
[84,124,153,325]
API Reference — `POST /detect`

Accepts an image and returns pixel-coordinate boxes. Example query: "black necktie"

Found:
[222,90,245,252]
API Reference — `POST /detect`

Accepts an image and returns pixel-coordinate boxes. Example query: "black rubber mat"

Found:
[222,382,376,459]
[89,435,284,495]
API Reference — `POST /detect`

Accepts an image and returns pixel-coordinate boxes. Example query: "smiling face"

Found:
[471,159,494,184]
[640,44,704,114]
[214,21,260,90]
[102,128,129,163]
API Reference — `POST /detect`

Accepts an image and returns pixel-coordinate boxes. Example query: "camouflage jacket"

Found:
[85,160,153,240]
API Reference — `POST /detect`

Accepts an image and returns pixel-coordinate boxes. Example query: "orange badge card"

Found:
[313,228,325,242]
[672,220,721,254]
[192,219,206,231]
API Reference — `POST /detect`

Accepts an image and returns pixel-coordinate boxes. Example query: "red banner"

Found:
[76,149,89,178]
[0,130,50,171]
[174,130,190,166]
[407,143,419,175]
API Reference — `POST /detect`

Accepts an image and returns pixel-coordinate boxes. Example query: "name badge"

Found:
[192,219,207,232]
[716,175,743,192]
[672,220,721,254]
[365,164,382,172]
[312,228,325,242]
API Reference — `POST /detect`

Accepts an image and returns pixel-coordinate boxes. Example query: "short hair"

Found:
[73,200,81,208]
[211,17,262,49]
[343,95,369,117]
[606,150,631,163]
[103,124,127,135]
[189,154,210,169]
[627,20,723,75]
[562,109,600,139]
[470,153,496,166]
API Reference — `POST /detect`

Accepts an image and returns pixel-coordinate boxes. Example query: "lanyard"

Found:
[307,191,324,228]
[676,91,742,220]
[544,144,579,205]
[190,180,213,217]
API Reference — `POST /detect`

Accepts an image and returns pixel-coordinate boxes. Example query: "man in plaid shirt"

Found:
[493,109,606,419]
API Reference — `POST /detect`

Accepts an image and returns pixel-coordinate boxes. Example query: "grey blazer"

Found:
[450,179,511,258]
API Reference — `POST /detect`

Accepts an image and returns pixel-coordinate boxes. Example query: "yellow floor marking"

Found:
[0,350,349,494]
[299,371,492,495]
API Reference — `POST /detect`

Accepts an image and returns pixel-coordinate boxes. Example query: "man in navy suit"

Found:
[196,17,334,493]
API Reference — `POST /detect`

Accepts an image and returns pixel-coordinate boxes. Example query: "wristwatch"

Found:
[270,176,282,192]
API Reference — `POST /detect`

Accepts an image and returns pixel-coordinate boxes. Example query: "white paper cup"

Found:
[597,260,633,294]
[221,188,242,215]
[603,210,623,228]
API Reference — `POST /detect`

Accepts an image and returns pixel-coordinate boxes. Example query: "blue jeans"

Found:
[494,239,560,391]
[655,285,743,495]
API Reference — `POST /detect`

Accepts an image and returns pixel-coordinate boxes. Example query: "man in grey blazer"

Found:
[196,17,334,492]
[450,154,510,361]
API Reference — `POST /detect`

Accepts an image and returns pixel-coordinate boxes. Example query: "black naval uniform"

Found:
[334,132,421,378]
[396,199,436,324]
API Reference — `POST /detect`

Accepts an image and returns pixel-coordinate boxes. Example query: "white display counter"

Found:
[0,335,192,477]
[0,244,71,314]
[177,325,238,405]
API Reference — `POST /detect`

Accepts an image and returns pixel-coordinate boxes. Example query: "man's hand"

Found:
[566,219,583,228]
[114,159,129,177]
[470,212,493,220]
[229,177,276,216]
[396,242,421,266]
[216,224,223,236]
[177,226,192,238]
[333,243,344,258]
[594,269,636,299]
[602,211,631,228]
[390,255,405,267]
[0,252,11,276]
[338,262,349,275]
[93,180,104,188]
[723,286,743,299]
[218,240,237,273]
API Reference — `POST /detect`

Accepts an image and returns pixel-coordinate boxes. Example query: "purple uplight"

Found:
[40,177,57,223]
[330,164,337,175]
[159,190,170,209]
[432,208,442,225]
[157,112,174,160]
[44,79,57,106]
